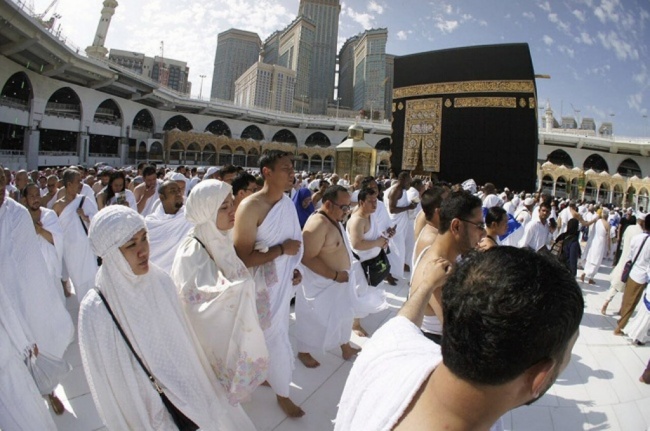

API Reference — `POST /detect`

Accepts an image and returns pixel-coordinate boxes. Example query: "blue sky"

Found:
[30,0,649,137]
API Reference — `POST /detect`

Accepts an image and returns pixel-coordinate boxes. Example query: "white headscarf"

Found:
[82,205,255,430]
[172,180,270,404]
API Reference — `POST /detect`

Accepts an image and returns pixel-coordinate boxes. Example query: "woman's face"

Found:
[301,196,312,209]
[111,177,125,193]
[216,194,236,231]
[119,228,149,275]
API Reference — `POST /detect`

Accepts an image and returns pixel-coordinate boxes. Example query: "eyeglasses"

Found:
[331,202,351,212]
[459,218,486,231]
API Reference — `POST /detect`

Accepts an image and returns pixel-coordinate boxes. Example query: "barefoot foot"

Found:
[352,318,369,337]
[297,352,320,368]
[341,342,361,360]
[277,396,305,417]
[48,393,65,415]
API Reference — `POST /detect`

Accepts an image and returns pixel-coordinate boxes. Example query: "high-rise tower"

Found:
[298,0,340,114]
[211,29,261,101]
[85,0,118,59]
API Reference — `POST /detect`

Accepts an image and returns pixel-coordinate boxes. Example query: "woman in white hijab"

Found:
[78,205,255,430]
[171,179,269,405]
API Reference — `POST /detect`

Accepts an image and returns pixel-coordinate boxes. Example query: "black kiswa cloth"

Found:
[391,43,539,191]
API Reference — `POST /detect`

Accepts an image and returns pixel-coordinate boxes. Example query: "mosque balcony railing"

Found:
[0,149,24,155]
[40,150,76,156]
[132,125,154,133]
[89,152,119,158]
[92,117,123,127]
[0,96,29,110]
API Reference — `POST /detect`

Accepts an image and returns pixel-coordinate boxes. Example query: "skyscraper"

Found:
[337,34,360,111]
[211,29,261,101]
[298,0,341,114]
[278,16,315,114]
[353,28,388,119]
[234,62,296,113]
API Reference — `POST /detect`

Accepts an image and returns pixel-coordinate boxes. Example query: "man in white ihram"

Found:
[385,171,418,278]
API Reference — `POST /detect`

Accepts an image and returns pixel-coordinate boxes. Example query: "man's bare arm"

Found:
[233,199,298,268]
[388,187,415,214]
[398,257,451,327]
[348,216,385,251]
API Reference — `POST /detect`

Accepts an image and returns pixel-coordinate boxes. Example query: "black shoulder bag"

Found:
[621,234,650,283]
[94,289,199,431]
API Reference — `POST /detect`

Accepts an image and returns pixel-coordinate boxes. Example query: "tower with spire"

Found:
[85,0,118,59]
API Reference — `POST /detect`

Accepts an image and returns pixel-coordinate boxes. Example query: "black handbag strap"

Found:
[94,288,164,394]
[630,234,650,269]
[78,196,89,235]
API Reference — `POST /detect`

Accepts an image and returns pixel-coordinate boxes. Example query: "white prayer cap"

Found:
[205,166,219,179]
[169,172,187,182]
[89,206,146,258]
[524,197,535,206]
[197,166,206,173]
[637,211,646,220]
[461,179,477,194]
[185,179,232,226]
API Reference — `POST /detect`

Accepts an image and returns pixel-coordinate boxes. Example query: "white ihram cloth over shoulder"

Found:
[171,180,269,405]
[583,219,609,279]
[58,194,99,300]
[404,187,421,270]
[0,198,74,359]
[624,287,650,343]
[334,316,504,431]
[0,278,58,431]
[335,316,441,431]
[38,207,65,303]
[295,217,356,353]
[251,193,303,397]
[145,204,193,273]
[385,185,411,278]
[79,206,255,431]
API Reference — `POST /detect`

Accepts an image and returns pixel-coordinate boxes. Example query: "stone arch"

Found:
[584,180,597,201]
[598,182,609,204]
[137,141,147,159]
[45,87,82,118]
[132,108,155,133]
[202,143,217,164]
[233,146,247,167]
[639,188,649,212]
[186,142,201,165]
[205,120,232,137]
[1,71,32,109]
[375,137,391,151]
[583,154,609,173]
[546,149,573,168]
[541,175,554,194]
[613,184,624,207]
[93,99,123,125]
[272,129,297,145]
[149,141,163,160]
[311,154,323,170]
[247,147,259,168]
[219,145,233,165]
[169,141,185,163]
[295,153,309,171]
[617,158,642,178]
[163,115,193,132]
[306,132,331,148]
[241,125,264,141]
[555,176,568,198]
[323,155,334,173]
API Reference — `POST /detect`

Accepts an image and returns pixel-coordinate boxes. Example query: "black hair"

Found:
[421,186,446,221]
[218,164,238,178]
[438,191,482,234]
[231,172,256,195]
[62,168,80,188]
[485,206,507,226]
[322,185,349,204]
[360,176,376,190]
[142,165,156,177]
[259,150,292,179]
[442,247,584,385]
[358,187,377,202]
[105,170,126,203]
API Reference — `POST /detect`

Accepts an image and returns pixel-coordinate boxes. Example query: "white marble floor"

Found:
[48,261,650,430]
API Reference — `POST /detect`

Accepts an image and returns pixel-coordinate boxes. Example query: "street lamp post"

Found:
[198,74,206,100]
[369,100,374,122]
[643,114,648,137]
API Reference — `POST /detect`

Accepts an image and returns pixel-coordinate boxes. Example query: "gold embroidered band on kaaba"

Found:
[393,80,535,99]
[402,98,442,171]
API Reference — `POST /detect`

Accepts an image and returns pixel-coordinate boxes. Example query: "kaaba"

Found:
[391,43,538,191]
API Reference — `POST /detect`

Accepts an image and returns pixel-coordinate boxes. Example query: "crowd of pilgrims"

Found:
[1,151,649,430]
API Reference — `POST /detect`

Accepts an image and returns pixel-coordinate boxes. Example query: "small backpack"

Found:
[550,238,565,260]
